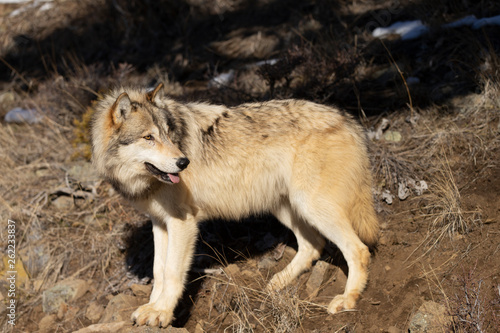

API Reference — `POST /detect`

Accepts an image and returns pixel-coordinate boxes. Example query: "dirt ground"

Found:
[0,0,499,332]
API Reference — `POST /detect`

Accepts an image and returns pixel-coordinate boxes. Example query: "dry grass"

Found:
[424,158,481,243]
[423,261,500,333]
[446,264,500,333]
[418,262,500,333]
[371,78,499,262]
[204,266,323,332]
[0,92,143,331]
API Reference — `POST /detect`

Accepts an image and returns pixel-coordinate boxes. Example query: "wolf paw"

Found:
[266,274,289,291]
[131,303,174,328]
[327,293,359,314]
[327,295,345,314]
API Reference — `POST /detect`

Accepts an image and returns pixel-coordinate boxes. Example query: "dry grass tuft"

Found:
[420,157,481,251]
[265,286,304,333]
[447,264,500,333]
[205,266,321,332]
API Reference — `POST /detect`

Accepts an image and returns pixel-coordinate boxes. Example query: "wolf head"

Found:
[91,84,189,199]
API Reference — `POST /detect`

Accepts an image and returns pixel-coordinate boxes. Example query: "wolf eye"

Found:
[144,134,154,141]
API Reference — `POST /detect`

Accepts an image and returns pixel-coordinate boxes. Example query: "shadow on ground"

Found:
[2,0,500,115]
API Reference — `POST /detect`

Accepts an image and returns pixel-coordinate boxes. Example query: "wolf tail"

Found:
[349,190,380,248]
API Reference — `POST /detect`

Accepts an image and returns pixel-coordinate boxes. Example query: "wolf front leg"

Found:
[131,216,199,327]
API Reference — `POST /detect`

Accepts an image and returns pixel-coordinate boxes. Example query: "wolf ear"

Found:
[146,83,164,104]
[111,92,132,127]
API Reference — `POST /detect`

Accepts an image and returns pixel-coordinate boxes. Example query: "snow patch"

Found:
[373,14,500,40]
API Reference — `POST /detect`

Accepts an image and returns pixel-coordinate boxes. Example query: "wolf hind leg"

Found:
[267,200,326,291]
[293,199,371,313]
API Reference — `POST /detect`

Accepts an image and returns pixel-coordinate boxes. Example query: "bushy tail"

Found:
[350,191,380,248]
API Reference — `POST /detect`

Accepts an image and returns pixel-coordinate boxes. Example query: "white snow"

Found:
[373,14,500,40]
[251,59,279,67]
[373,20,429,41]
[208,70,235,88]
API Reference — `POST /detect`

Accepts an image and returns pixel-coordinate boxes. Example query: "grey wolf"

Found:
[91,84,379,327]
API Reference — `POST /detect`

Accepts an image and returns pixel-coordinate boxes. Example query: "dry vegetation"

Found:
[0,0,499,332]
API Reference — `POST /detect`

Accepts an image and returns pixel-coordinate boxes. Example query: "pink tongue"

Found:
[169,173,180,183]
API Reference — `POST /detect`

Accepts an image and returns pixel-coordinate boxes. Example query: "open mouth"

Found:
[144,162,180,184]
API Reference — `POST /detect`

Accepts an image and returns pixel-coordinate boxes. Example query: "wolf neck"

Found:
[108,173,161,201]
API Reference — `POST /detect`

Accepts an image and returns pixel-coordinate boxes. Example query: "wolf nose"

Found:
[176,157,190,170]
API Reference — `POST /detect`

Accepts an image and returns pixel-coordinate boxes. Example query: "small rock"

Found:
[412,180,428,196]
[73,321,127,333]
[99,294,141,323]
[42,278,89,313]
[130,284,152,298]
[4,107,43,124]
[383,130,402,142]
[398,181,411,200]
[408,301,451,333]
[381,190,394,205]
[86,301,104,322]
[224,263,240,276]
[385,265,391,272]
[306,260,331,297]
[38,314,58,333]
